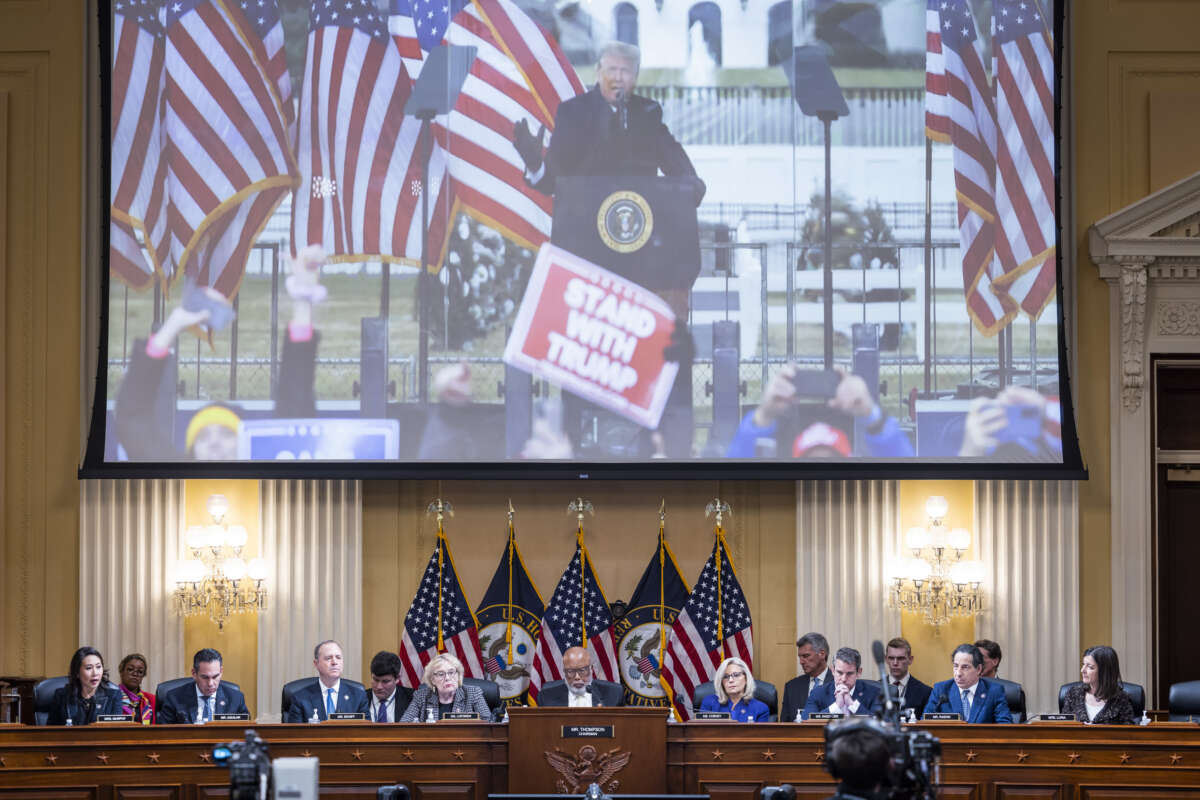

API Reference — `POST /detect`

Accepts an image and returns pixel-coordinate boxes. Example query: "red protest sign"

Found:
[503,244,679,430]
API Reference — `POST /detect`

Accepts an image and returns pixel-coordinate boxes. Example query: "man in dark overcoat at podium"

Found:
[512,41,705,457]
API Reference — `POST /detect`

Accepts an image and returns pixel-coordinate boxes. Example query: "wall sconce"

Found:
[886,495,985,626]
[174,494,267,629]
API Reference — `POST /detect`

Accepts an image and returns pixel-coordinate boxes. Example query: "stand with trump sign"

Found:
[503,244,679,431]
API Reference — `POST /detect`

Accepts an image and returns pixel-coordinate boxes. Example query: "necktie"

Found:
[893,681,903,697]
[961,689,971,720]
[204,696,213,722]
[326,688,336,716]
[376,700,387,723]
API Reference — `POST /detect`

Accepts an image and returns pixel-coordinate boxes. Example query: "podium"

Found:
[507,706,667,794]
[552,176,701,293]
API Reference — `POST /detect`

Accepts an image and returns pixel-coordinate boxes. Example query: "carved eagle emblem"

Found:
[544,745,632,793]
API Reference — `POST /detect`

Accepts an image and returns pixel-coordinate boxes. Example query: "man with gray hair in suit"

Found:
[781,631,834,722]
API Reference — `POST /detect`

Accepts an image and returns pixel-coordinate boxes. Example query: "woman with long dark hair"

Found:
[47,647,123,725]
[1062,645,1137,724]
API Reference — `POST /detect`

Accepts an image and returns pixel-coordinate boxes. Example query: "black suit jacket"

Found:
[803,679,884,719]
[46,685,123,726]
[781,669,833,723]
[533,87,703,202]
[537,679,625,708]
[157,682,249,724]
[283,679,369,723]
[896,676,933,716]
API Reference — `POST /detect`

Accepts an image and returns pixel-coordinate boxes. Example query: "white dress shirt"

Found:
[826,684,860,714]
[370,690,397,723]
[568,687,593,708]
[892,673,911,700]
[195,688,216,722]
[320,679,342,715]
[959,681,979,717]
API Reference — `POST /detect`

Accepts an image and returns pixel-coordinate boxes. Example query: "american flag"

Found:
[660,531,753,721]
[163,0,296,298]
[528,539,619,703]
[111,0,169,290]
[926,0,1017,336]
[923,0,949,142]
[990,0,1057,320]
[398,533,485,687]
[387,0,583,251]
[290,0,452,266]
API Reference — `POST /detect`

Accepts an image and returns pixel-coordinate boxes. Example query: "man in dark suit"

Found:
[803,647,882,719]
[284,640,370,723]
[923,643,1013,723]
[537,646,624,707]
[884,636,932,717]
[781,631,834,722]
[157,648,249,724]
[367,650,414,723]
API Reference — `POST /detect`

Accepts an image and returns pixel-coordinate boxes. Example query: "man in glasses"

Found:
[537,646,625,707]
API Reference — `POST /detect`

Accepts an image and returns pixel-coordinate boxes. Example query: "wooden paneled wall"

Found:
[1073,1,1200,651]
[0,1,85,678]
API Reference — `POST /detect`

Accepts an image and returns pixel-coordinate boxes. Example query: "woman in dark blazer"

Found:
[1062,645,1137,724]
[47,646,123,725]
[400,653,492,722]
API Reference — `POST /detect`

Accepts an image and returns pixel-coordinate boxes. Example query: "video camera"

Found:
[212,730,319,800]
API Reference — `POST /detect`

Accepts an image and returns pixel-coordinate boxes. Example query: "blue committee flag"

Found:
[475,519,545,705]
[615,525,689,708]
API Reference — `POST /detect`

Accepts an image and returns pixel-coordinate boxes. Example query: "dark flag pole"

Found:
[404,44,477,403]
[923,137,933,393]
[787,47,849,369]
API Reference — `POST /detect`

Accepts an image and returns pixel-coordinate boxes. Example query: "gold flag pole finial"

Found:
[507,498,516,525]
[567,498,594,528]
[659,498,667,526]
[705,498,731,529]
[426,499,455,531]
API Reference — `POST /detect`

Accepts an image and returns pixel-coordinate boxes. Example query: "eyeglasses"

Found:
[563,667,591,678]
[722,672,746,681]
[432,670,457,680]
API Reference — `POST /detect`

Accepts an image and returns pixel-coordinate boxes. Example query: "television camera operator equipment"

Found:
[212,730,318,800]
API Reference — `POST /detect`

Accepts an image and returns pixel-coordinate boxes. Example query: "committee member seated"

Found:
[699,657,769,722]
[284,640,370,722]
[923,643,1012,723]
[368,651,414,723]
[157,648,249,724]
[804,647,883,719]
[781,632,834,722]
[116,652,155,724]
[537,646,625,707]
[974,639,1003,679]
[1062,645,1137,724]
[47,646,124,725]
[726,366,914,458]
[884,637,932,716]
[400,653,492,721]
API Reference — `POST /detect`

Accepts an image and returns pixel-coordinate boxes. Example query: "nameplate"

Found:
[1032,714,1075,722]
[96,714,134,723]
[328,712,367,721]
[808,712,844,721]
[923,713,962,721]
[442,712,481,721]
[694,712,731,721]
[561,725,614,738]
[213,713,250,721]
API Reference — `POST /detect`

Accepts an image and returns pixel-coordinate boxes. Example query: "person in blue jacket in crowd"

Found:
[700,657,771,722]
[726,364,913,458]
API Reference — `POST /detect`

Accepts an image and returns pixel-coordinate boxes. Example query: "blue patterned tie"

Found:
[326,688,336,716]
[376,700,387,723]
[961,689,971,721]
[204,696,213,722]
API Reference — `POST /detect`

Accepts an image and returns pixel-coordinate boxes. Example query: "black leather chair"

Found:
[35,677,123,725]
[1167,680,1200,721]
[992,677,1026,723]
[463,677,503,720]
[33,676,68,726]
[1057,681,1145,719]
[691,680,779,721]
[280,677,364,719]
[154,676,242,712]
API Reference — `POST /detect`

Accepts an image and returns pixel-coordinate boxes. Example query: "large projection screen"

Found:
[84,0,1085,478]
